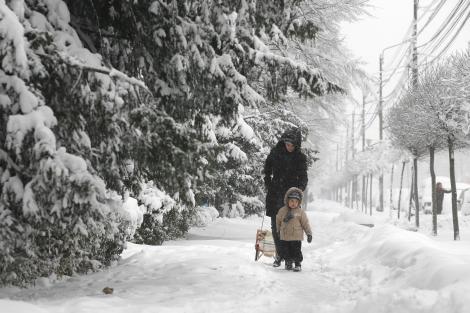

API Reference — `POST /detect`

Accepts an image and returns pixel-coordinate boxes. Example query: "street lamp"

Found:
[377,0,419,213]
[378,38,413,212]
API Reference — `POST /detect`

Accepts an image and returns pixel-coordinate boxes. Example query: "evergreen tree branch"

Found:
[0,148,22,173]
[69,19,99,54]
[35,52,152,95]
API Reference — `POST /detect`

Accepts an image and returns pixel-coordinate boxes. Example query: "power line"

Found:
[381,0,444,76]
[381,1,470,111]
[382,49,411,87]
[421,0,470,55]
[419,3,470,67]
[382,63,411,106]
[417,0,466,51]
[418,0,447,33]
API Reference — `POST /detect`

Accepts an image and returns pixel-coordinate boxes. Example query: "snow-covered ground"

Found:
[2,199,470,313]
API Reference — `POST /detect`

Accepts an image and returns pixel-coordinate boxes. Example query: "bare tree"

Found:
[387,92,427,227]
[421,60,468,240]
[388,55,470,239]
[397,160,407,219]
[414,65,448,236]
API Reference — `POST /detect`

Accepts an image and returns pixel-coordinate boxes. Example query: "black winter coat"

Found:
[436,186,451,214]
[264,129,308,217]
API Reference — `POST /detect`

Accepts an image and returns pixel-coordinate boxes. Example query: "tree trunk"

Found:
[354,175,359,211]
[339,185,343,204]
[397,161,406,219]
[349,178,354,209]
[369,173,373,215]
[379,172,384,212]
[361,175,367,212]
[448,137,460,240]
[413,157,420,228]
[390,164,395,218]
[364,174,369,213]
[352,176,355,209]
[430,146,437,236]
[408,163,414,222]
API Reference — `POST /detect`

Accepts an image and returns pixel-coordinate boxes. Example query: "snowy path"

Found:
[2,200,470,313]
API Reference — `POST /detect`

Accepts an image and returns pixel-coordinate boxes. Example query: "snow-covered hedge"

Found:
[0,0,137,286]
[0,153,129,286]
[133,182,191,245]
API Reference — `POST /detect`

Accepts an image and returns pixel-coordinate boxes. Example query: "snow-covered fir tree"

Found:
[0,0,144,286]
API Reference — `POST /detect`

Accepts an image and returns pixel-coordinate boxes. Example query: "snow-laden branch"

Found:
[35,51,151,94]
[0,148,22,173]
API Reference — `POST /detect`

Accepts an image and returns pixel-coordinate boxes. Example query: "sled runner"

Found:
[254,229,276,261]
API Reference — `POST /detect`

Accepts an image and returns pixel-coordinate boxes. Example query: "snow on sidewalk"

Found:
[2,200,470,313]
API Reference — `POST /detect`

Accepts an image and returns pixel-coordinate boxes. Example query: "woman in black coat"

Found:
[264,128,308,267]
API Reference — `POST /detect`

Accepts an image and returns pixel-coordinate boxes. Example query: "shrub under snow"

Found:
[191,206,220,227]
[0,0,137,286]
[133,182,192,245]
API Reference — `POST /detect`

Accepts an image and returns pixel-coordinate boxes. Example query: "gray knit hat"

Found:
[287,191,301,200]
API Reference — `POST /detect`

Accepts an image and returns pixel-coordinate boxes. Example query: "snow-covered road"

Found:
[2,200,470,313]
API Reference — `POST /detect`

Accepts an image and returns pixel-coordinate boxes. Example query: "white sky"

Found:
[343,0,470,77]
[340,0,470,141]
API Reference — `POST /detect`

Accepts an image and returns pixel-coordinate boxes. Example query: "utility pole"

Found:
[351,110,355,159]
[336,143,340,202]
[337,143,343,203]
[412,0,419,89]
[345,121,349,163]
[378,52,384,212]
[412,0,420,227]
[376,0,418,214]
[362,95,366,152]
[345,121,350,206]
[351,110,356,209]
[376,0,419,212]
[362,94,366,212]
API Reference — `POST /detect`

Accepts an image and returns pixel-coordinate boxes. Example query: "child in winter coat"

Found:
[276,187,312,272]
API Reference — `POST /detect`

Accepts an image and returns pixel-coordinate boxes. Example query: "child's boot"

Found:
[293,262,301,272]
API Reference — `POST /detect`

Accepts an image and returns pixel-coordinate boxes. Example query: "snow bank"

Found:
[309,199,470,312]
[0,300,48,313]
[309,198,351,213]
[329,223,470,312]
[333,210,375,226]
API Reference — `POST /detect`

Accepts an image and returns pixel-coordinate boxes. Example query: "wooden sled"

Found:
[254,229,276,261]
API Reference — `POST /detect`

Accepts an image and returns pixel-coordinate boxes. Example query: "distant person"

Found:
[436,182,451,214]
[264,128,308,267]
[276,187,312,272]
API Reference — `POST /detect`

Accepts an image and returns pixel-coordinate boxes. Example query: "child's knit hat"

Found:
[287,191,301,200]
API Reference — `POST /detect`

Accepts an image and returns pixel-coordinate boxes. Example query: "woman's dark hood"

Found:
[276,128,302,150]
